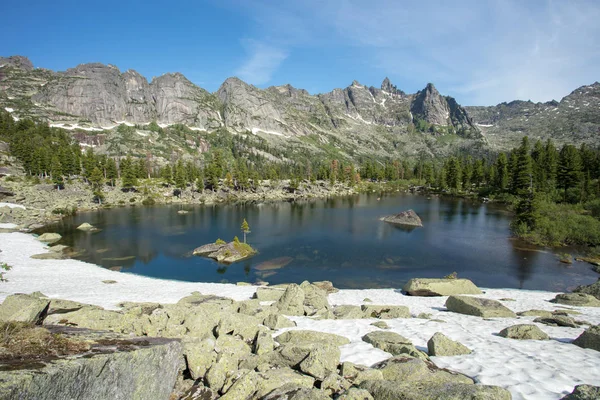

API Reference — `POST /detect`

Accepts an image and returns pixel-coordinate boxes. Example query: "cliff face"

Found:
[2,55,599,158]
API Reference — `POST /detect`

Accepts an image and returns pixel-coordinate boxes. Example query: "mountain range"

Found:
[1,55,599,162]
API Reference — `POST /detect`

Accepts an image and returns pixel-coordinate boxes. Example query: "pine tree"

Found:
[225,172,234,189]
[106,158,118,186]
[512,137,533,195]
[495,153,509,191]
[446,157,462,191]
[241,219,250,244]
[174,160,187,190]
[557,144,582,202]
[89,167,105,204]
[121,156,138,190]
[51,156,64,189]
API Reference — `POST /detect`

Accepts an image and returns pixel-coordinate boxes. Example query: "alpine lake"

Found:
[40,193,599,291]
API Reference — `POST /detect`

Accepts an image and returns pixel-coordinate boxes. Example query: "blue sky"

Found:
[2,0,599,105]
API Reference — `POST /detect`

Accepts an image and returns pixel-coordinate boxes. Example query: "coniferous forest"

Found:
[2,109,600,247]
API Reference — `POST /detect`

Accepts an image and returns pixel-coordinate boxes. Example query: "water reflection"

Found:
[41,194,599,291]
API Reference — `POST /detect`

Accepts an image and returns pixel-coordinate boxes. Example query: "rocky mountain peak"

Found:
[0,55,33,71]
[410,83,476,133]
[380,77,405,96]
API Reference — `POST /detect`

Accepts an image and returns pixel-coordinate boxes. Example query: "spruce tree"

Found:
[106,158,118,186]
[513,137,533,195]
[495,153,509,191]
[557,144,582,202]
[174,160,187,190]
[51,156,64,189]
[121,156,138,190]
[446,157,462,191]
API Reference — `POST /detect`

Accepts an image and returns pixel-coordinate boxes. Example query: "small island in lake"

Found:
[380,209,423,227]
[193,238,257,264]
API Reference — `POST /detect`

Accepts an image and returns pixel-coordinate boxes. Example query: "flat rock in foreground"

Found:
[572,325,600,352]
[498,324,550,340]
[551,293,600,307]
[360,380,512,400]
[0,326,182,400]
[380,209,423,227]
[561,384,600,399]
[403,278,482,296]
[445,295,517,318]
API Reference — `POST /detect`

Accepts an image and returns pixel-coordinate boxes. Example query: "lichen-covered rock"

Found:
[0,327,182,400]
[320,373,352,396]
[574,279,600,300]
[427,332,472,356]
[76,222,97,231]
[370,321,390,329]
[0,293,49,323]
[205,352,240,393]
[361,305,410,319]
[445,295,516,318]
[572,325,600,352]
[262,383,330,400]
[298,344,341,379]
[216,313,261,341]
[338,388,375,400]
[275,330,350,346]
[403,278,482,296]
[360,380,511,400]
[37,232,62,243]
[313,281,339,294]
[300,280,330,313]
[334,305,366,319]
[561,384,600,399]
[275,284,306,316]
[380,209,423,227]
[255,286,286,301]
[534,315,578,328]
[551,293,600,307]
[255,368,315,398]
[255,327,275,356]
[192,243,224,256]
[183,337,217,380]
[263,313,296,329]
[517,309,554,318]
[362,331,428,360]
[370,356,473,384]
[498,324,550,340]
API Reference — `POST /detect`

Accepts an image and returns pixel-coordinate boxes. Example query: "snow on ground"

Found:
[50,123,104,132]
[0,223,18,229]
[476,123,494,127]
[251,127,287,137]
[189,127,207,132]
[0,203,26,209]
[4,107,14,113]
[0,232,599,399]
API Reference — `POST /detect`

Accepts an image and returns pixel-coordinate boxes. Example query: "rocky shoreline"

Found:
[0,232,599,399]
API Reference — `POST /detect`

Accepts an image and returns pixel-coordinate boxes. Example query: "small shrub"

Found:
[0,263,11,282]
[233,236,240,243]
[215,239,226,245]
[51,206,77,216]
[129,197,136,203]
[141,197,156,206]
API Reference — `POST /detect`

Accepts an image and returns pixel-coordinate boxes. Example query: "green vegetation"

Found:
[0,322,90,361]
[241,219,250,244]
[0,263,11,282]
[232,240,256,258]
[215,239,226,245]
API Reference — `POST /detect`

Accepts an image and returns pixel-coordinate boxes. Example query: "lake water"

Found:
[43,193,599,291]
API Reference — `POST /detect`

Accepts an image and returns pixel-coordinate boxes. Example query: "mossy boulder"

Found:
[573,279,600,300]
[369,356,472,384]
[37,232,62,244]
[403,278,482,296]
[551,293,600,307]
[572,325,600,352]
[362,331,428,360]
[561,385,600,399]
[498,324,549,340]
[275,330,350,346]
[0,294,50,324]
[361,305,410,319]
[360,380,511,400]
[445,296,516,318]
[534,315,578,328]
[427,332,471,356]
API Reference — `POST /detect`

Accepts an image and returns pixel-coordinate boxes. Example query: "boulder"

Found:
[360,380,511,400]
[561,385,600,399]
[0,294,49,323]
[534,315,578,328]
[219,370,258,400]
[403,278,482,296]
[275,284,306,316]
[313,281,339,294]
[320,373,353,396]
[255,368,315,398]
[370,321,390,329]
[334,305,366,319]
[255,286,286,301]
[261,384,330,400]
[254,327,275,356]
[183,337,217,380]
[551,293,600,307]
[205,352,240,392]
[574,279,600,300]
[498,324,550,340]
[31,252,64,260]
[573,325,600,352]
[48,244,69,253]
[275,330,350,347]
[445,295,516,318]
[0,326,182,400]
[300,281,330,312]
[370,356,473,384]
[362,331,428,360]
[298,344,341,379]
[380,209,423,227]
[338,388,374,400]
[44,307,127,332]
[37,233,62,244]
[361,305,410,319]
[263,313,296,330]
[192,243,224,256]
[208,242,257,264]
[215,313,261,341]
[427,332,471,356]
[517,309,554,318]
[76,222,97,231]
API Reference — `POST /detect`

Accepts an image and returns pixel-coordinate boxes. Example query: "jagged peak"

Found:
[0,55,33,71]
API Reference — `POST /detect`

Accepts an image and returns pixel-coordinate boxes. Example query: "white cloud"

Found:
[228,0,600,105]
[235,40,288,85]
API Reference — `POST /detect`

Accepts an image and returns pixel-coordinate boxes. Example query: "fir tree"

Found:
[512,137,533,195]
[51,156,64,189]
[106,158,118,186]
[121,156,138,190]
[241,219,250,243]
[495,153,509,191]
[557,144,582,202]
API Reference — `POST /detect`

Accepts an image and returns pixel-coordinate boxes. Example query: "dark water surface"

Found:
[43,194,599,291]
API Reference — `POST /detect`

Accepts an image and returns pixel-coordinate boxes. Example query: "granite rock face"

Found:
[0,326,183,400]
[403,278,482,296]
[410,83,475,133]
